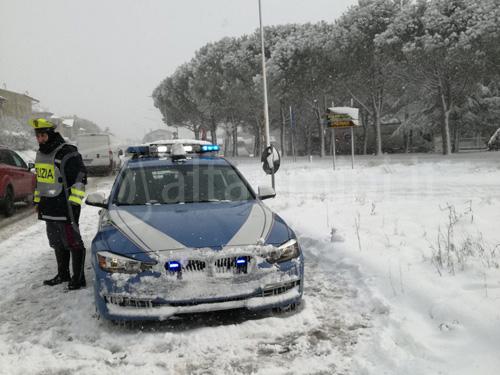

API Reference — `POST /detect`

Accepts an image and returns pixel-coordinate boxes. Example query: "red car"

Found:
[0,147,36,217]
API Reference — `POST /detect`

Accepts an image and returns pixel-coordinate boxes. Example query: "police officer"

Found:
[30,118,88,290]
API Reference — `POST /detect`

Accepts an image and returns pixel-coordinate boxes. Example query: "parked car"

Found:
[0,147,36,217]
[86,142,303,322]
[76,133,123,175]
[488,128,500,151]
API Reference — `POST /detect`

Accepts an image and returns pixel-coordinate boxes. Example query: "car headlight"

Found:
[267,239,300,263]
[97,251,156,274]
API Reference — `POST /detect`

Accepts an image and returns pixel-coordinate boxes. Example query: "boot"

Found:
[43,273,71,286]
[68,275,86,290]
[68,238,86,291]
[54,246,70,281]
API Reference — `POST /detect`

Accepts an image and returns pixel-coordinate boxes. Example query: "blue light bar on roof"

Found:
[126,146,150,156]
[200,144,220,152]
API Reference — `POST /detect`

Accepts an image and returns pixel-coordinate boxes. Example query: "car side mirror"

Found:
[28,162,35,170]
[86,192,108,208]
[258,185,276,200]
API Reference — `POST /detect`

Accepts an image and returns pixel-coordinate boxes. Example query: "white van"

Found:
[77,133,122,175]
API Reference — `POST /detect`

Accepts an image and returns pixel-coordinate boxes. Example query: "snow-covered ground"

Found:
[1,152,499,374]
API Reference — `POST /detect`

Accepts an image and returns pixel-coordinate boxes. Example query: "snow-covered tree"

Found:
[333,0,402,156]
[377,0,498,154]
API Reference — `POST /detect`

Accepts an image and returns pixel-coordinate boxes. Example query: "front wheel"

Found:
[2,187,15,217]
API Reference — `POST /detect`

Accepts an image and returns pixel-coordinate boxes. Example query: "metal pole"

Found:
[258,0,274,189]
[332,128,336,170]
[289,105,296,162]
[259,0,271,149]
[350,97,355,169]
[351,126,355,169]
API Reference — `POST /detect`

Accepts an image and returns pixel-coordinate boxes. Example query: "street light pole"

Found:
[258,0,271,149]
[258,0,275,189]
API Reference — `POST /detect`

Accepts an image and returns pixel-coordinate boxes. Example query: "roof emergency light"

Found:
[126,146,150,158]
[171,143,187,160]
[200,144,220,152]
[126,142,219,159]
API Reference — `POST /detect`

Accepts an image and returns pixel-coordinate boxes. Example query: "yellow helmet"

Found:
[29,118,57,130]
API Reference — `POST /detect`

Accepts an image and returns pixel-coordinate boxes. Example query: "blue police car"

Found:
[86,141,303,321]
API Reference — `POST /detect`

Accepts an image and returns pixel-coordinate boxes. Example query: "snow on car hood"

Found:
[105,200,291,253]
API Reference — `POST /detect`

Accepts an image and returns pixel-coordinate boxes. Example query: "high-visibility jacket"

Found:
[34,134,87,222]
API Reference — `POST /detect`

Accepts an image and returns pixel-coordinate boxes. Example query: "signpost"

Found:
[324,107,360,170]
[289,105,296,162]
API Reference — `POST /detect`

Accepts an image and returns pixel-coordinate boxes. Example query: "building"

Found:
[0,88,39,149]
[0,88,39,120]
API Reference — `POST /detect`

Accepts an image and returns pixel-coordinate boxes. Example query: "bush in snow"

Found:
[431,203,499,275]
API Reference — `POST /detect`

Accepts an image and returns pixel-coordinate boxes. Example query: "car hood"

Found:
[104,200,293,253]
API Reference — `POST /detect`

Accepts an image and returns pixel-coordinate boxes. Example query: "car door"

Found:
[7,151,31,198]
[0,150,17,197]
[10,151,35,197]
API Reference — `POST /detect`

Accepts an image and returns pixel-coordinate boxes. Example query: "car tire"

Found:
[2,187,15,217]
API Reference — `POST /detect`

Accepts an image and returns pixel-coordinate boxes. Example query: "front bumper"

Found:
[93,249,303,321]
[101,281,301,321]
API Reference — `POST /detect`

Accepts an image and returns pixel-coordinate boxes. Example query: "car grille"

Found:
[214,255,250,274]
[105,296,160,308]
[262,280,301,297]
[184,260,206,272]
[166,256,252,275]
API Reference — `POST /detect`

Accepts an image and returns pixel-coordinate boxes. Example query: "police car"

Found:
[86,142,303,321]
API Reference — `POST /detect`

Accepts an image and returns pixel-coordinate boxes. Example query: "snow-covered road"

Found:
[1,152,499,374]
[0,174,369,374]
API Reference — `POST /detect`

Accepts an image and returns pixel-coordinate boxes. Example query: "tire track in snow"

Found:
[0,230,370,374]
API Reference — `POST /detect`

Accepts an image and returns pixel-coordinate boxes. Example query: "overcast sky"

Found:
[0,0,356,140]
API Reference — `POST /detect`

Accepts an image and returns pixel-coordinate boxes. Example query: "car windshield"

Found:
[114,163,254,205]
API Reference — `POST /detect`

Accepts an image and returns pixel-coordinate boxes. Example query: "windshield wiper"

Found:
[183,199,233,203]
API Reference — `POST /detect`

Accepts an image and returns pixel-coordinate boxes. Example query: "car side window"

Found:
[9,151,27,169]
[116,170,136,204]
[0,150,15,166]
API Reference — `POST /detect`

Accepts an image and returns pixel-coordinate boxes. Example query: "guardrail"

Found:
[458,137,488,151]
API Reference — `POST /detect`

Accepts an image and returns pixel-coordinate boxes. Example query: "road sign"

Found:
[325,107,360,128]
[325,106,359,170]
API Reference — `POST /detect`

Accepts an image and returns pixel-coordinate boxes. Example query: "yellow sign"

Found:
[325,107,360,128]
[331,120,354,128]
[35,163,56,183]
[326,114,355,128]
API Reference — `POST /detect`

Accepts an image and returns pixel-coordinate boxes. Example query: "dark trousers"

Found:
[46,221,86,283]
